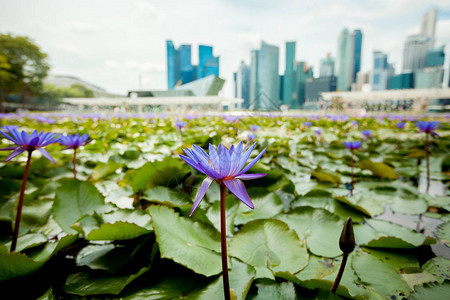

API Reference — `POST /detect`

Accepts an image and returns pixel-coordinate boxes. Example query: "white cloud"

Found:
[104,59,165,73]
[133,0,167,20]
[66,21,100,34]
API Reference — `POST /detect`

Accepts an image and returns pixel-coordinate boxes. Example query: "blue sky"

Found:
[1,0,450,96]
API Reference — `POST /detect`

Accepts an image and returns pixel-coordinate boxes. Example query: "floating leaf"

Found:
[409,282,450,300]
[148,205,222,276]
[437,222,450,246]
[3,233,47,252]
[229,219,308,278]
[52,179,105,233]
[247,280,298,300]
[234,190,283,225]
[91,161,122,180]
[359,159,398,179]
[143,186,190,207]
[277,207,343,257]
[311,170,342,185]
[422,257,450,284]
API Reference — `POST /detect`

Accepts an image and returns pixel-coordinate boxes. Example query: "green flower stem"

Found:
[425,132,430,193]
[11,150,32,252]
[220,182,231,300]
[73,148,77,179]
[330,252,349,294]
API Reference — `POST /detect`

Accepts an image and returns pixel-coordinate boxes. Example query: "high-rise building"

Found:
[320,54,335,77]
[402,34,433,72]
[296,61,313,107]
[283,42,297,108]
[167,40,181,90]
[250,41,280,110]
[304,76,337,109]
[234,61,251,109]
[336,28,352,91]
[421,8,438,47]
[389,73,414,90]
[198,45,219,79]
[372,51,394,91]
[415,67,444,88]
[426,45,445,67]
[352,30,363,83]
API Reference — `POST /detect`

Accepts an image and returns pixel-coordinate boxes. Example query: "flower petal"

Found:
[5,147,27,162]
[236,173,266,180]
[237,147,267,176]
[208,144,220,170]
[235,143,256,173]
[38,148,56,164]
[190,176,214,216]
[0,130,16,143]
[223,179,254,209]
[180,155,206,174]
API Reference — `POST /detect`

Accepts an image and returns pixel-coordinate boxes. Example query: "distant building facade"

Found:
[402,34,433,72]
[167,40,219,90]
[388,73,414,90]
[372,51,394,91]
[250,41,280,110]
[305,76,337,104]
[336,28,362,91]
[283,41,297,108]
[352,30,363,83]
[296,61,313,107]
[234,61,251,108]
[320,54,335,77]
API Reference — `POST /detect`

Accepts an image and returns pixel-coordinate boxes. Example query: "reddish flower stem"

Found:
[330,252,349,293]
[425,133,430,193]
[350,149,354,196]
[11,150,32,252]
[220,182,230,300]
[73,148,77,179]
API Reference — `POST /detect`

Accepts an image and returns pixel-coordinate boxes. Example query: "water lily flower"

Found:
[361,130,372,139]
[180,142,267,216]
[0,128,59,163]
[175,121,187,129]
[416,121,441,137]
[343,141,362,150]
[396,122,405,129]
[304,121,312,127]
[248,133,256,141]
[315,129,323,135]
[250,125,259,132]
[0,128,59,252]
[58,133,90,150]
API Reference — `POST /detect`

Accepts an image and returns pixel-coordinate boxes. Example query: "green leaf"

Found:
[311,170,342,185]
[359,159,398,179]
[131,157,190,193]
[401,271,436,290]
[247,280,298,300]
[143,186,190,207]
[36,288,55,300]
[148,205,222,276]
[64,266,150,296]
[229,219,308,278]
[234,190,283,226]
[277,207,343,257]
[437,222,450,246]
[73,209,152,241]
[91,161,122,180]
[354,219,435,248]
[184,258,255,300]
[206,193,239,236]
[52,179,105,233]
[423,257,450,284]
[3,233,47,252]
[409,282,450,300]
[334,195,384,217]
[352,248,418,298]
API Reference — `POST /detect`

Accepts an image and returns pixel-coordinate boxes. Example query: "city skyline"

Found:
[1,1,450,97]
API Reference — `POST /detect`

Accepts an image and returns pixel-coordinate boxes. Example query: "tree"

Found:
[0,33,50,110]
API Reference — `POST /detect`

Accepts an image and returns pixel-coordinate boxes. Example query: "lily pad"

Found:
[359,159,398,179]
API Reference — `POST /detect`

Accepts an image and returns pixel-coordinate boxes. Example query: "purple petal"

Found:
[223,179,254,209]
[230,142,244,175]
[236,173,267,180]
[180,155,206,174]
[237,147,267,176]
[28,137,40,147]
[38,148,56,164]
[5,147,27,162]
[219,145,231,177]
[190,176,214,216]
[0,146,19,151]
[235,143,256,173]
[0,130,16,143]
[21,131,30,145]
[208,144,220,171]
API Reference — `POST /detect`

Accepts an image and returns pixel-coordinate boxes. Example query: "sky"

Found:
[1,0,450,97]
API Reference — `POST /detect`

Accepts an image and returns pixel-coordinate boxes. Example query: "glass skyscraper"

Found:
[283,41,297,108]
[402,34,433,72]
[234,61,251,109]
[296,61,313,107]
[336,28,352,91]
[250,41,280,110]
[372,51,394,90]
[352,30,362,83]
[167,41,219,90]
[320,54,335,77]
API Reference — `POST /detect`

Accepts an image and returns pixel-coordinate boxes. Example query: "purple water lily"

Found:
[396,122,405,129]
[416,121,441,137]
[361,130,372,139]
[59,133,91,179]
[0,128,59,163]
[180,142,267,216]
[315,129,323,135]
[304,121,312,127]
[248,133,256,141]
[343,141,362,150]
[250,125,259,132]
[180,142,266,300]
[59,133,90,150]
[0,128,58,252]
[175,121,187,129]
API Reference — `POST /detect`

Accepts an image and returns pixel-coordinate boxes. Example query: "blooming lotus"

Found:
[343,141,362,150]
[396,122,405,129]
[250,125,259,132]
[59,133,90,150]
[416,121,441,137]
[175,121,187,129]
[180,142,266,215]
[0,128,59,163]
[361,130,372,139]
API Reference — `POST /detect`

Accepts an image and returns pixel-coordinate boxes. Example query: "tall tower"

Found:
[198,45,219,79]
[320,53,335,77]
[283,42,297,108]
[167,40,181,89]
[336,28,352,91]
[421,8,438,47]
[235,61,251,109]
[352,30,363,83]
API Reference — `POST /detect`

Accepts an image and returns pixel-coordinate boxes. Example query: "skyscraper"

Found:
[352,30,362,83]
[283,42,297,108]
[198,45,219,79]
[372,51,394,90]
[336,28,352,91]
[234,61,251,109]
[167,40,181,90]
[421,8,438,47]
[250,41,280,110]
[402,34,433,72]
[320,54,335,77]
[426,45,445,67]
[296,61,313,107]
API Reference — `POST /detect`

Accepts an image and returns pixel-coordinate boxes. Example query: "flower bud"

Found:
[339,217,355,253]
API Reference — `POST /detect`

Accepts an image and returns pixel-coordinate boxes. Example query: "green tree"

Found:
[0,33,50,111]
